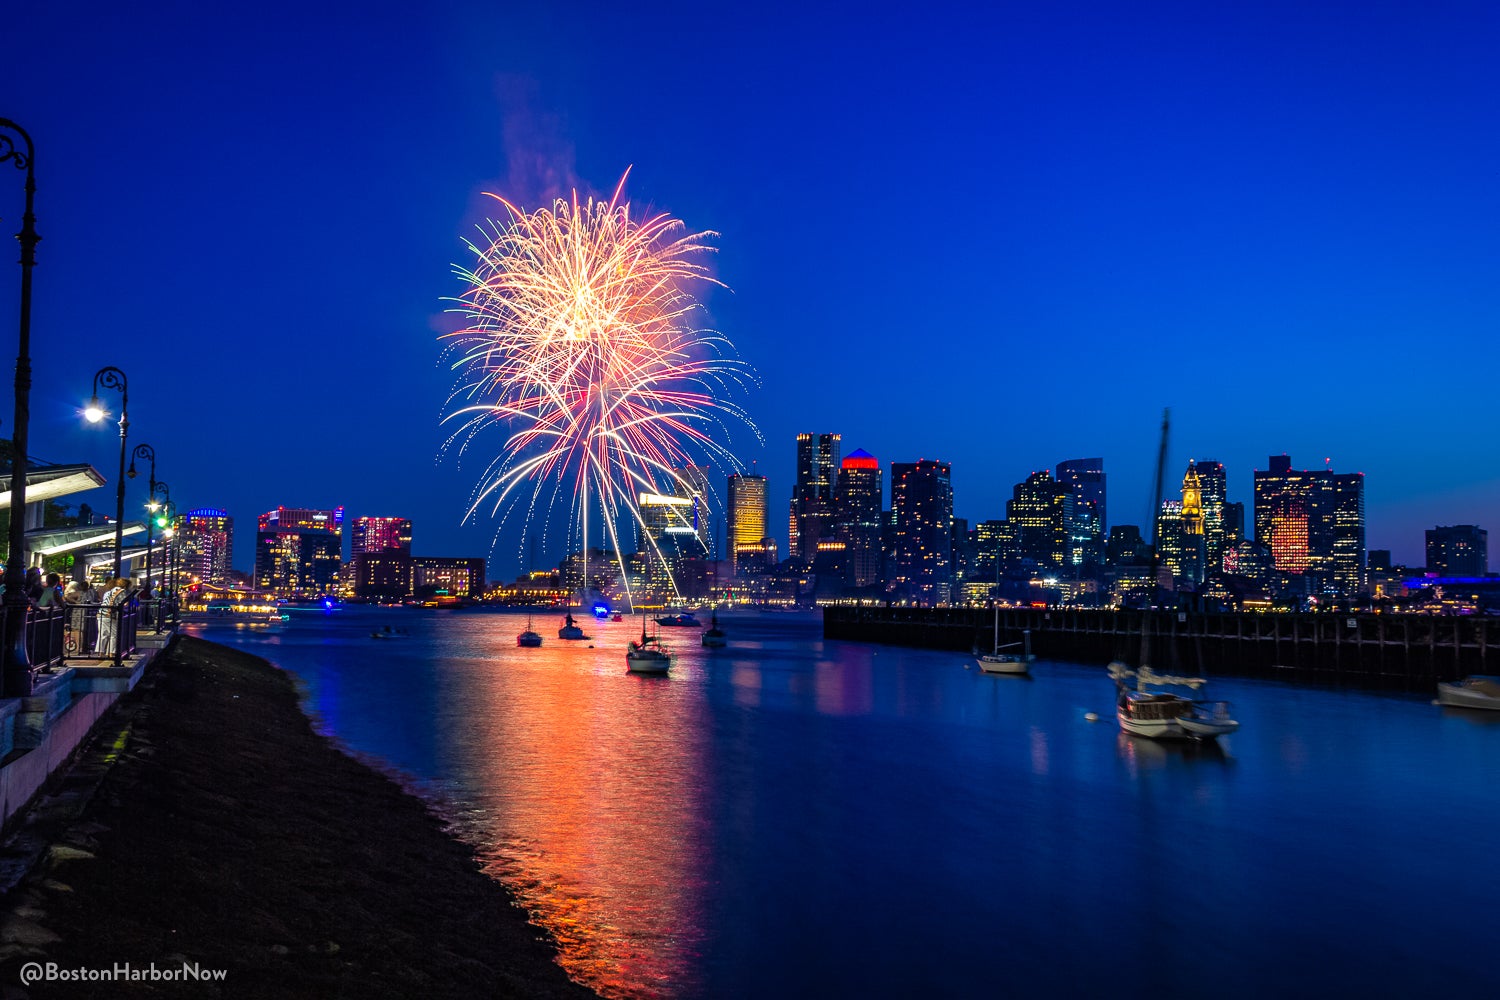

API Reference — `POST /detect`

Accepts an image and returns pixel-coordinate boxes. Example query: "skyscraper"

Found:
[351,516,413,601]
[790,433,840,562]
[835,449,883,589]
[1426,525,1488,576]
[254,506,344,597]
[727,471,769,577]
[891,459,953,606]
[1177,462,1207,587]
[1253,455,1365,595]
[179,507,234,587]
[671,465,713,553]
[1194,460,1229,572]
[1055,458,1106,532]
[1007,471,1074,571]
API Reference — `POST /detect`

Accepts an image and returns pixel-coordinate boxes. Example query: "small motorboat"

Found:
[1437,676,1500,711]
[612,612,623,622]
[371,625,409,640]
[558,612,589,641]
[626,614,671,674]
[655,612,702,628]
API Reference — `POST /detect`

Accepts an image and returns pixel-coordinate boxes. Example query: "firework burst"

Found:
[440,171,758,600]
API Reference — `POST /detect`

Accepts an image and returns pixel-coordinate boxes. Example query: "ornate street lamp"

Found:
[83,366,128,577]
[128,443,159,620]
[150,482,170,633]
[1,118,39,697]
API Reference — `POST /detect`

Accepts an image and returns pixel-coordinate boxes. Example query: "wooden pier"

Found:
[822,606,1499,691]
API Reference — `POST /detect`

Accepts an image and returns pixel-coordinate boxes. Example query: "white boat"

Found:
[976,621,1031,675]
[558,612,588,641]
[1437,676,1500,711]
[655,612,702,628]
[517,608,542,648]
[1109,663,1238,740]
[626,615,671,673]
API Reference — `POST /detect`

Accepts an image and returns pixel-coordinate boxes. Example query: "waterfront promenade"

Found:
[0,635,598,999]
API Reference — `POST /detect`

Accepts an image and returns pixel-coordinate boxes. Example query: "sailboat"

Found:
[558,611,588,641]
[626,612,671,673]
[1107,409,1239,740]
[702,606,727,648]
[976,624,1030,674]
[517,607,542,647]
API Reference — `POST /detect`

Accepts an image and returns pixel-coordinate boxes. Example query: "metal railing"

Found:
[60,602,141,661]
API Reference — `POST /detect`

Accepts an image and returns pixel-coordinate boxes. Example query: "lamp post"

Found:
[150,483,170,632]
[84,366,128,578]
[159,497,177,627]
[1,118,39,697]
[128,443,158,621]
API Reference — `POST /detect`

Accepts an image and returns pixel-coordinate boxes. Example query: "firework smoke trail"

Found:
[439,172,759,603]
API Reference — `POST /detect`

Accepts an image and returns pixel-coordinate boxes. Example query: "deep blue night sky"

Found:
[3,1,1496,577]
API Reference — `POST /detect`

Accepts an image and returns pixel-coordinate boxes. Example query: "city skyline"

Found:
[5,2,1497,577]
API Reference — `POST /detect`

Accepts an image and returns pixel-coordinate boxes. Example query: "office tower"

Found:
[975,520,1020,578]
[1253,455,1365,595]
[1194,460,1229,571]
[1106,525,1148,566]
[790,433,840,562]
[352,516,412,556]
[727,472,769,576]
[1427,525,1488,576]
[835,449,883,589]
[1007,471,1074,571]
[639,491,702,592]
[1055,458,1106,532]
[178,508,234,587]
[351,516,413,601]
[1222,501,1245,547]
[1367,549,1393,573]
[254,506,344,597]
[890,459,953,605]
[1155,499,1189,585]
[671,465,713,552]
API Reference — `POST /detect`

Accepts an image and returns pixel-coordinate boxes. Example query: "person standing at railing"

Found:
[95,577,126,657]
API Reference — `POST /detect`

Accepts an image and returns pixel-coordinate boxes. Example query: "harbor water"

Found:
[185,608,1500,999]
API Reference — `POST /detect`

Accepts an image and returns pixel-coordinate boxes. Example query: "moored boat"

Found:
[517,608,542,647]
[702,607,727,648]
[558,612,588,641]
[655,612,702,628]
[1437,676,1500,711]
[627,614,671,673]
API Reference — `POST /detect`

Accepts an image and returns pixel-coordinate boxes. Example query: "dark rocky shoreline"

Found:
[0,635,600,999]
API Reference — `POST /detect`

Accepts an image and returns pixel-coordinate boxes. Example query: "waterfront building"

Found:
[1056,459,1106,577]
[639,491,704,595]
[1253,455,1365,596]
[789,433,841,563]
[975,519,1021,578]
[727,471,769,577]
[254,506,344,597]
[178,507,234,588]
[351,515,413,601]
[411,556,486,599]
[1007,471,1074,572]
[1426,525,1488,576]
[890,459,953,606]
[834,449,883,590]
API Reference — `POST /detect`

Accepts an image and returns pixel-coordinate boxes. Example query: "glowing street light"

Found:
[82,366,128,577]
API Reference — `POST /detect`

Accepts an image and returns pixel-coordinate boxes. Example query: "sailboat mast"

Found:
[1143,407,1170,668]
